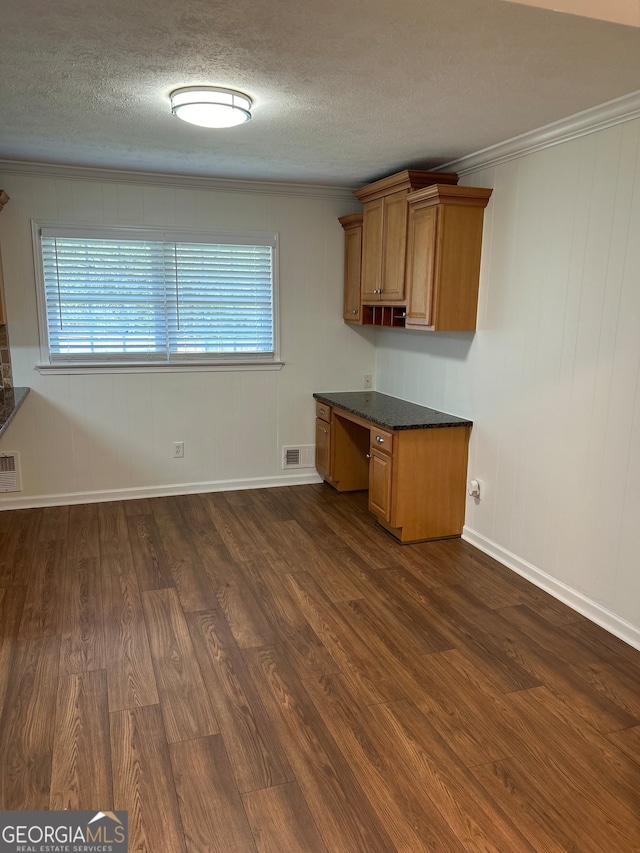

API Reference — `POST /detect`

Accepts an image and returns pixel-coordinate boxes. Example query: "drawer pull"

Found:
[319,408,325,415]
[375,435,385,444]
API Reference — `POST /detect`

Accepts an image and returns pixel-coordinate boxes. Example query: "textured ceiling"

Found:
[1,0,639,186]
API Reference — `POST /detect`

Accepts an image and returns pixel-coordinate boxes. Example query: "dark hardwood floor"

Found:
[1,484,639,851]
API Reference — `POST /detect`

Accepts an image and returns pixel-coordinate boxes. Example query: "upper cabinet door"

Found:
[380,192,408,302]
[361,198,383,301]
[340,214,363,323]
[405,204,438,327]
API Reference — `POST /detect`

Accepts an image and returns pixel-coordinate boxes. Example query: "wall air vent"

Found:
[0,452,21,492]
[282,445,315,470]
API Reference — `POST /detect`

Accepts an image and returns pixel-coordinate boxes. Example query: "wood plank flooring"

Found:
[1,484,640,851]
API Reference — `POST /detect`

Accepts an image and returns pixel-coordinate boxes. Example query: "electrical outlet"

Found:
[468,478,482,498]
[363,374,372,389]
[173,441,184,458]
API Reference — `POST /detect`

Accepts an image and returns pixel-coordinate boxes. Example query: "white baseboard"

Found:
[0,471,323,510]
[463,526,640,652]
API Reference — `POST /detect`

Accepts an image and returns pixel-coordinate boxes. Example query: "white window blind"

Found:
[38,227,277,365]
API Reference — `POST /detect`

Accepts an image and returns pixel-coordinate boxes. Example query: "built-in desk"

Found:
[313,391,472,543]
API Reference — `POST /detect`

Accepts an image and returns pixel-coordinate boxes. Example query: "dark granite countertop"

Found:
[313,391,472,430]
[0,387,30,438]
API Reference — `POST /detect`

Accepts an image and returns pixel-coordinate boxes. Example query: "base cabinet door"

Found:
[315,418,332,480]
[368,449,392,522]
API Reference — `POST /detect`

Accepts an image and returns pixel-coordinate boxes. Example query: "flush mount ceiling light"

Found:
[170,86,252,128]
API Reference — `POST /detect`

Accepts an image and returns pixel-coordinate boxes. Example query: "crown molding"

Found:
[0,159,356,200]
[439,88,640,177]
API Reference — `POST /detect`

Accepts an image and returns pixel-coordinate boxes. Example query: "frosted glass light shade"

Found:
[170,86,252,128]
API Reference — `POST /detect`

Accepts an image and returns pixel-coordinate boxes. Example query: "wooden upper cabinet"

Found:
[339,170,492,332]
[338,213,363,324]
[0,190,9,326]
[405,185,492,331]
[355,170,458,304]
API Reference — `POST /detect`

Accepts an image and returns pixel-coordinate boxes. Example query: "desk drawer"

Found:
[370,426,394,454]
[316,401,331,423]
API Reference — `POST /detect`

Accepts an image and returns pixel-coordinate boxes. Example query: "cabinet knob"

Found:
[323,429,328,434]
[352,309,357,314]
[366,453,372,459]
[375,435,384,443]
[319,408,325,414]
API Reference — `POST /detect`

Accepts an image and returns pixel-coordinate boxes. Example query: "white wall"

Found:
[376,118,640,643]
[0,171,375,505]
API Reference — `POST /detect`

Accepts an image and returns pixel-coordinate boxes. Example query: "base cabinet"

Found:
[380,426,470,542]
[315,401,332,481]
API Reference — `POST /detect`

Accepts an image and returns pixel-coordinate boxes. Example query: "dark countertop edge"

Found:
[0,387,30,439]
[313,391,472,430]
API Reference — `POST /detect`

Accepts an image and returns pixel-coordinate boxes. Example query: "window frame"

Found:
[32,220,282,374]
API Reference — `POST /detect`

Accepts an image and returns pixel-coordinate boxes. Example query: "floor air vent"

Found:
[282,445,315,469]
[0,452,21,492]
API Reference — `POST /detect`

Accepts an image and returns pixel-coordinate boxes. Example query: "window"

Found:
[34,224,278,370]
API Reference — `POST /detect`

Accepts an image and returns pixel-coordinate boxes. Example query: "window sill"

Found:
[36,361,285,375]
